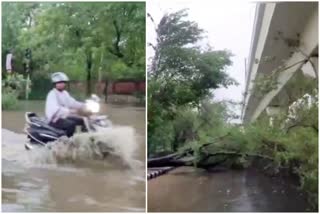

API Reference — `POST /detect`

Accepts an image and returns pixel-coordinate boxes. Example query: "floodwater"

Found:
[2,101,146,212]
[148,167,311,212]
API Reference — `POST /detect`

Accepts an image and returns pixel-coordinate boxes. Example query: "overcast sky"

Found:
[147,0,256,117]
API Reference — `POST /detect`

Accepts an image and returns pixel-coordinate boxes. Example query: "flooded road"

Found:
[2,101,145,212]
[148,167,311,212]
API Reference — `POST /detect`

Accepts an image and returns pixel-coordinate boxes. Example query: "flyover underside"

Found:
[243,2,318,123]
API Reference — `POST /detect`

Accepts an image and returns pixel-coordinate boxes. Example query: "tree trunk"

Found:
[148,151,274,168]
[147,133,274,168]
[104,79,109,103]
[86,51,92,96]
[98,49,104,82]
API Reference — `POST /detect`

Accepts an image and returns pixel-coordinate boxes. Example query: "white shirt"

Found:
[45,88,84,122]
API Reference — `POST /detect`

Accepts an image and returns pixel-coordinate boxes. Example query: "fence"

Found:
[29,79,145,101]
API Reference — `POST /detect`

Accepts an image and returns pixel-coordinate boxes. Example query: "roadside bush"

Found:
[2,90,19,110]
[2,74,31,110]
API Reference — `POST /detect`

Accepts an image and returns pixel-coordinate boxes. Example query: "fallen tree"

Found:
[148,132,275,168]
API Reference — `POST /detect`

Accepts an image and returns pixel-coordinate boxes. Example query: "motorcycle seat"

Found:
[26,112,66,136]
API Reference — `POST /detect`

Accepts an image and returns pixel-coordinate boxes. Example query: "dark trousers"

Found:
[50,116,86,137]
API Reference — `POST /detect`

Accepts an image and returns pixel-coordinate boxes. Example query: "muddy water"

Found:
[148,167,311,212]
[2,101,145,212]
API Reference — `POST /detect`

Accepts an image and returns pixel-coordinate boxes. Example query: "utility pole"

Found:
[25,48,32,100]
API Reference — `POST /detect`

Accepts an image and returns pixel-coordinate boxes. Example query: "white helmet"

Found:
[51,72,69,83]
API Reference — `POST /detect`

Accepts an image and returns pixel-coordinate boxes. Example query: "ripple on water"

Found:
[2,126,145,212]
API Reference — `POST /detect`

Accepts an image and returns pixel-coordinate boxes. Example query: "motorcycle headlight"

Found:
[86,100,100,113]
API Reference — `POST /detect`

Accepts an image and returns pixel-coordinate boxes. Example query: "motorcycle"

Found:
[24,94,112,150]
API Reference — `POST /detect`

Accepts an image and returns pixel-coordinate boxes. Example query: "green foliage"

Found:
[253,73,279,96]
[28,72,51,99]
[2,91,19,110]
[148,117,175,156]
[173,108,198,150]
[148,10,236,110]
[148,10,237,154]
[2,2,145,97]
[2,74,31,109]
[192,91,318,209]
[3,74,31,95]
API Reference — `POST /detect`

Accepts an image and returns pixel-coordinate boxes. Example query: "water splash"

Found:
[2,126,141,169]
[41,126,139,168]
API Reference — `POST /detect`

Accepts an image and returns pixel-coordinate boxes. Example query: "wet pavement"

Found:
[148,166,310,212]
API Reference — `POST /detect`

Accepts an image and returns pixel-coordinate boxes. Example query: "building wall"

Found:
[69,80,145,96]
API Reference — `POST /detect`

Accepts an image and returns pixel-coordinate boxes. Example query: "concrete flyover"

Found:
[242,2,318,123]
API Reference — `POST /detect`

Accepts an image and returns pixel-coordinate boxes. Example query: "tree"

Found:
[2,3,40,75]
[2,2,146,95]
[148,9,237,153]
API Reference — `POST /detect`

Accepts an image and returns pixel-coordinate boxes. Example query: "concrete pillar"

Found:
[266,106,281,116]
[301,57,318,78]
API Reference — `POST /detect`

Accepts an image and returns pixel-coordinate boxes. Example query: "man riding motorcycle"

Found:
[45,72,88,137]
